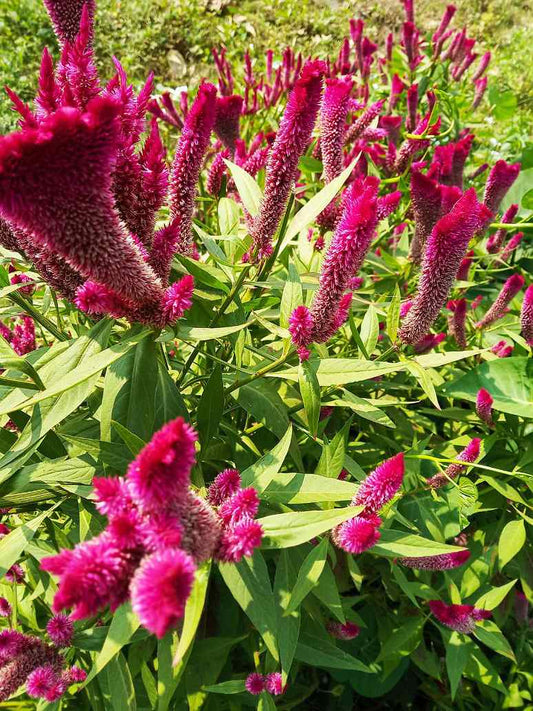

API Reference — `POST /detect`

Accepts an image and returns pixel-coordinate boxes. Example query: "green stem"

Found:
[490,222,533,230]
[224,350,290,396]
[8,292,68,341]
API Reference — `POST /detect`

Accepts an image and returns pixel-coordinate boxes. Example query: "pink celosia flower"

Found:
[399,549,470,570]
[327,620,360,640]
[207,150,229,195]
[308,177,380,343]
[427,438,481,488]
[67,665,87,683]
[400,300,413,319]
[250,60,326,260]
[456,249,474,281]
[9,271,34,296]
[11,316,36,356]
[130,548,196,638]
[92,476,130,518]
[289,305,314,353]
[521,285,533,345]
[377,191,402,221]
[265,672,284,696]
[353,453,405,513]
[476,388,494,427]
[175,490,222,563]
[43,0,95,44]
[472,52,491,82]
[399,190,491,344]
[413,332,445,354]
[0,598,11,618]
[406,84,418,133]
[409,172,452,263]
[345,99,384,145]
[218,487,260,524]
[500,231,524,261]
[395,113,441,175]
[26,665,59,699]
[475,273,525,328]
[134,118,168,247]
[433,5,457,45]
[162,274,194,322]
[214,95,243,155]
[150,82,217,276]
[207,469,242,505]
[447,297,468,348]
[429,600,491,633]
[483,160,521,214]
[320,77,353,183]
[0,632,65,702]
[46,615,73,647]
[127,417,197,511]
[5,564,24,583]
[332,514,381,554]
[217,518,264,563]
[472,76,488,109]
[486,204,519,253]
[245,672,266,695]
[63,6,101,111]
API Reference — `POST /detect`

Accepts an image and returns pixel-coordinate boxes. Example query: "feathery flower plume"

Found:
[332,514,382,554]
[246,673,266,695]
[429,600,491,633]
[151,82,217,276]
[353,453,405,513]
[433,5,456,45]
[320,77,353,183]
[207,469,241,505]
[521,285,533,345]
[491,339,513,358]
[483,160,521,214]
[43,0,95,44]
[218,487,259,524]
[399,189,491,344]
[427,438,481,488]
[46,615,73,647]
[25,665,59,699]
[217,518,264,562]
[399,549,470,570]
[214,95,243,155]
[486,203,519,253]
[476,388,494,427]
[475,273,524,328]
[5,564,24,583]
[207,150,229,195]
[129,548,196,638]
[409,171,443,263]
[327,620,360,639]
[400,300,413,319]
[289,305,314,355]
[250,60,326,260]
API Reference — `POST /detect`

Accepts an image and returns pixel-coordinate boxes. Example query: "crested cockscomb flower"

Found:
[216,518,264,563]
[345,99,384,145]
[245,673,266,695]
[427,438,481,488]
[486,204,519,253]
[134,118,169,247]
[218,487,260,524]
[521,285,533,345]
[64,6,101,112]
[43,0,95,44]
[380,115,402,144]
[130,549,196,638]
[399,190,491,344]
[162,275,195,322]
[475,273,525,328]
[46,615,73,647]
[0,598,11,618]
[377,191,402,221]
[320,77,353,183]
[399,549,470,570]
[433,4,456,44]
[92,476,131,518]
[214,95,243,155]
[309,177,379,343]
[11,316,36,356]
[429,600,491,634]
[500,232,524,261]
[151,82,217,276]
[207,469,242,505]
[409,172,446,262]
[74,281,131,319]
[143,512,183,552]
[67,665,87,683]
[332,514,381,554]
[265,672,284,696]
[127,417,197,511]
[327,620,360,640]
[353,453,405,513]
[483,160,521,214]
[413,332,445,354]
[476,388,494,427]
[250,60,326,260]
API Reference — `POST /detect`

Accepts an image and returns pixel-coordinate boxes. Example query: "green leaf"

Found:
[387,286,401,342]
[473,620,516,662]
[177,256,229,293]
[285,537,329,614]
[105,653,136,711]
[377,616,425,661]
[110,422,146,456]
[83,604,140,685]
[479,475,528,506]
[230,378,289,438]
[442,357,533,418]
[274,550,300,682]
[270,358,404,386]
[258,692,278,711]
[179,321,252,341]
[475,579,517,610]
[371,530,463,558]
[259,506,364,548]
[415,349,485,368]
[463,639,506,693]
[488,87,517,121]
[498,519,526,569]
[219,551,279,660]
[360,305,380,356]
[197,366,223,449]
[241,425,292,491]
[173,562,211,666]
[314,419,350,479]
[445,631,469,700]
[299,359,320,437]
[262,472,358,504]
[224,159,263,217]
[0,335,44,389]
[324,390,394,428]
[0,501,61,577]
[406,361,440,410]
[295,633,372,672]
[202,680,246,694]
[280,262,303,329]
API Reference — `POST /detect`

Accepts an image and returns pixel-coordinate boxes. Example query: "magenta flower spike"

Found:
[473,76,488,109]
[486,204,519,253]
[456,249,474,281]
[332,514,382,554]
[207,469,242,505]
[308,177,379,343]
[345,99,385,145]
[521,285,533,345]
[43,0,95,44]
[216,517,264,563]
[500,231,524,261]
[327,620,361,640]
[408,171,444,263]
[472,52,491,82]
[0,598,11,618]
[427,438,481,489]
[133,118,168,247]
[35,48,60,119]
[0,97,166,311]
[483,160,521,214]
[406,84,418,133]
[214,95,243,155]
[476,388,494,427]
[451,297,467,348]
[250,60,326,261]
[395,113,441,175]
[320,77,353,183]
[151,81,217,276]
[429,600,491,634]
[246,673,266,695]
[64,5,101,111]
[413,332,445,354]
[46,615,73,648]
[399,189,491,345]
[399,549,470,570]
[288,304,314,354]
[433,5,457,45]
[129,548,196,638]
[353,452,405,513]
[127,417,197,511]
[162,274,195,323]
[475,273,524,328]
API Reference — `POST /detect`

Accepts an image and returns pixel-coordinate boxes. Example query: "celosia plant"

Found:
[0,0,530,708]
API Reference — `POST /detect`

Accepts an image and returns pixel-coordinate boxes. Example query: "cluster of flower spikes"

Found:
[0,621,85,703]
[41,418,263,639]
[0,0,216,328]
[331,453,404,555]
